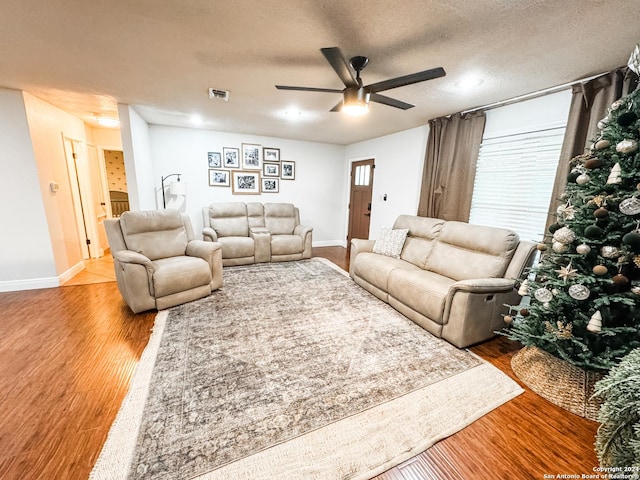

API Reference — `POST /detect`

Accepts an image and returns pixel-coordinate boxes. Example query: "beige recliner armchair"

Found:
[105,209,223,313]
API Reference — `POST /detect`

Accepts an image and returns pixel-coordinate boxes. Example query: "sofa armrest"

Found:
[294,225,313,259]
[250,227,271,263]
[202,227,218,242]
[111,250,156,304]
[294,224,312,237]
[186,240,223,289]
[113,250,153,269]
[349,238,375,277]
[447,278,516,295]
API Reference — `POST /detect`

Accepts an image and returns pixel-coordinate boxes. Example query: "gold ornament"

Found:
[576,173,591,185]
[634,255,640,268]
[553,226,576,244]
[576,244,591,255]
[552,241,569,253]
[616,139,638,154]
[556,203,575,220]
[556,262,578,281]
[589,195,606,207]
[545,321,573,339]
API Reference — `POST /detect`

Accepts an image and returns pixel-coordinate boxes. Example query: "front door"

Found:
[347,159,375,247]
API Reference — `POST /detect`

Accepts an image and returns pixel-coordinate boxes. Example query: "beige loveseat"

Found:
[350,215,536,348]
[105,209,223,313]
[202,202,313,266]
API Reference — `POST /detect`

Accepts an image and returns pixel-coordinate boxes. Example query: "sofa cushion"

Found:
[388,269,455,324]
[152,256,211,297]
[373,227,409,259]
[271,235,303,255]
[425,221,519,281]
[393,215,445,268]
[208,202,249,237]
[247,202,265,228]
[120,209,188,260]
[264,203,297,234]
[218,236,255,259]
[353,251,421,292]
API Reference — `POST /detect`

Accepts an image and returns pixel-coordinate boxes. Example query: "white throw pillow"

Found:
[373,227,409,259]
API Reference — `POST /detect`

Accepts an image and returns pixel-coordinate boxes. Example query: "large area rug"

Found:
[91,258,523,480]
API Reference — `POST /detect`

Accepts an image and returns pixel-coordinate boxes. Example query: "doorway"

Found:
[347,158,375,246]
[63,138,114,260]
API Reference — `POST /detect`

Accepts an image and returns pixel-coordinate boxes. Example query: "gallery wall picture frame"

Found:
[263,162,280,177]
[281,160,296,180]
[261,177,279,193]
[263,147,280,162]
[208,151,222,168]
[208,169,230,187]
[223,147,240,169]
[241,143,262,170]
[231,170,261,194]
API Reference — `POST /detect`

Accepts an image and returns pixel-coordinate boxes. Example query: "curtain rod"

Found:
[460,69,617,115]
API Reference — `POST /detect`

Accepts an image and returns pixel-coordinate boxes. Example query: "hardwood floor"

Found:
[0,246,598,480]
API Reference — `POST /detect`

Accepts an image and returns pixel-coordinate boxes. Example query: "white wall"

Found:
[345,126,429,239]
[23,92,90,279]
[118,105,155,211]
[148,126,347,245]
[0,89,57,290]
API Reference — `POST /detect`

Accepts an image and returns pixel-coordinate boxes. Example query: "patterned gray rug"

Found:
[91,258,523,480]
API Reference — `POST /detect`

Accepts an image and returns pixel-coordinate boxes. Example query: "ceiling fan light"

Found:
[343,87,370,116]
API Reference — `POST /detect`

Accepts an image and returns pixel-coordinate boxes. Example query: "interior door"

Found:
[347,159,375,247]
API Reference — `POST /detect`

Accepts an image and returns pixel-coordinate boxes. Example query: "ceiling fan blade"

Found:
[320,47,358,88]
[370,93,415,110]
[329,100,343,112]
[275,85,343,93]
[367,67,446,93]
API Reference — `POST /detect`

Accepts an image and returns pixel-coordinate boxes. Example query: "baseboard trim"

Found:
[312,240,347,248]
[0,276,60,292]
[0,261,85,292]
[59,261,85,285]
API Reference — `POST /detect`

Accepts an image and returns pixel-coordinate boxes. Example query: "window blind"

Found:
[469,126,566,243]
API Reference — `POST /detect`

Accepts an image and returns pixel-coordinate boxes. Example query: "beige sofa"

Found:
[202,202,313,266]
[350,215,536,348]
[105,209,223,313]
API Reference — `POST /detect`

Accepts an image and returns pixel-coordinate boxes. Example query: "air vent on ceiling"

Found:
[209,88,230,101]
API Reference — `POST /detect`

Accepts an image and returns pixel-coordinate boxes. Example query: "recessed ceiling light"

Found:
[95,116,120,128]
[190,114,203,125]
[455,76,484,89]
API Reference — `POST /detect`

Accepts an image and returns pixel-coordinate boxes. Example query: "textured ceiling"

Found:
[1,0,638,145]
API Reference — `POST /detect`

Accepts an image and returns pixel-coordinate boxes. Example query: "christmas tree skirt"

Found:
[511,346,603,421]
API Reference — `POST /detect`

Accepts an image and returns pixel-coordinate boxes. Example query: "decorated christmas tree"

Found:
[505,51,640,372]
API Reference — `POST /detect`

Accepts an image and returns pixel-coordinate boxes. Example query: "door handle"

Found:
[364,213,371,217]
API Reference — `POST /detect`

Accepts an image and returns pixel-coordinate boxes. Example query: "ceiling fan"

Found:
[275,47,446,115]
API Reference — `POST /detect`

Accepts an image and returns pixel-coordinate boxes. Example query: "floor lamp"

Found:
[161,173,187,208]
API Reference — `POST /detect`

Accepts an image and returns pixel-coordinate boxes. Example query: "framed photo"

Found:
[231,170,260,194]
[261,177,279,193]
[208,151,222,168]
[263,147,280,162]
[242,143,262,170]
[263,162,280,177]
[223,147,240,169]
[208,169,230,187]
[281,160,296,180]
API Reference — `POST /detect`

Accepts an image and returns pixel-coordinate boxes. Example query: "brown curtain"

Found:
[417,110,486,221]
[545,68,638,229]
